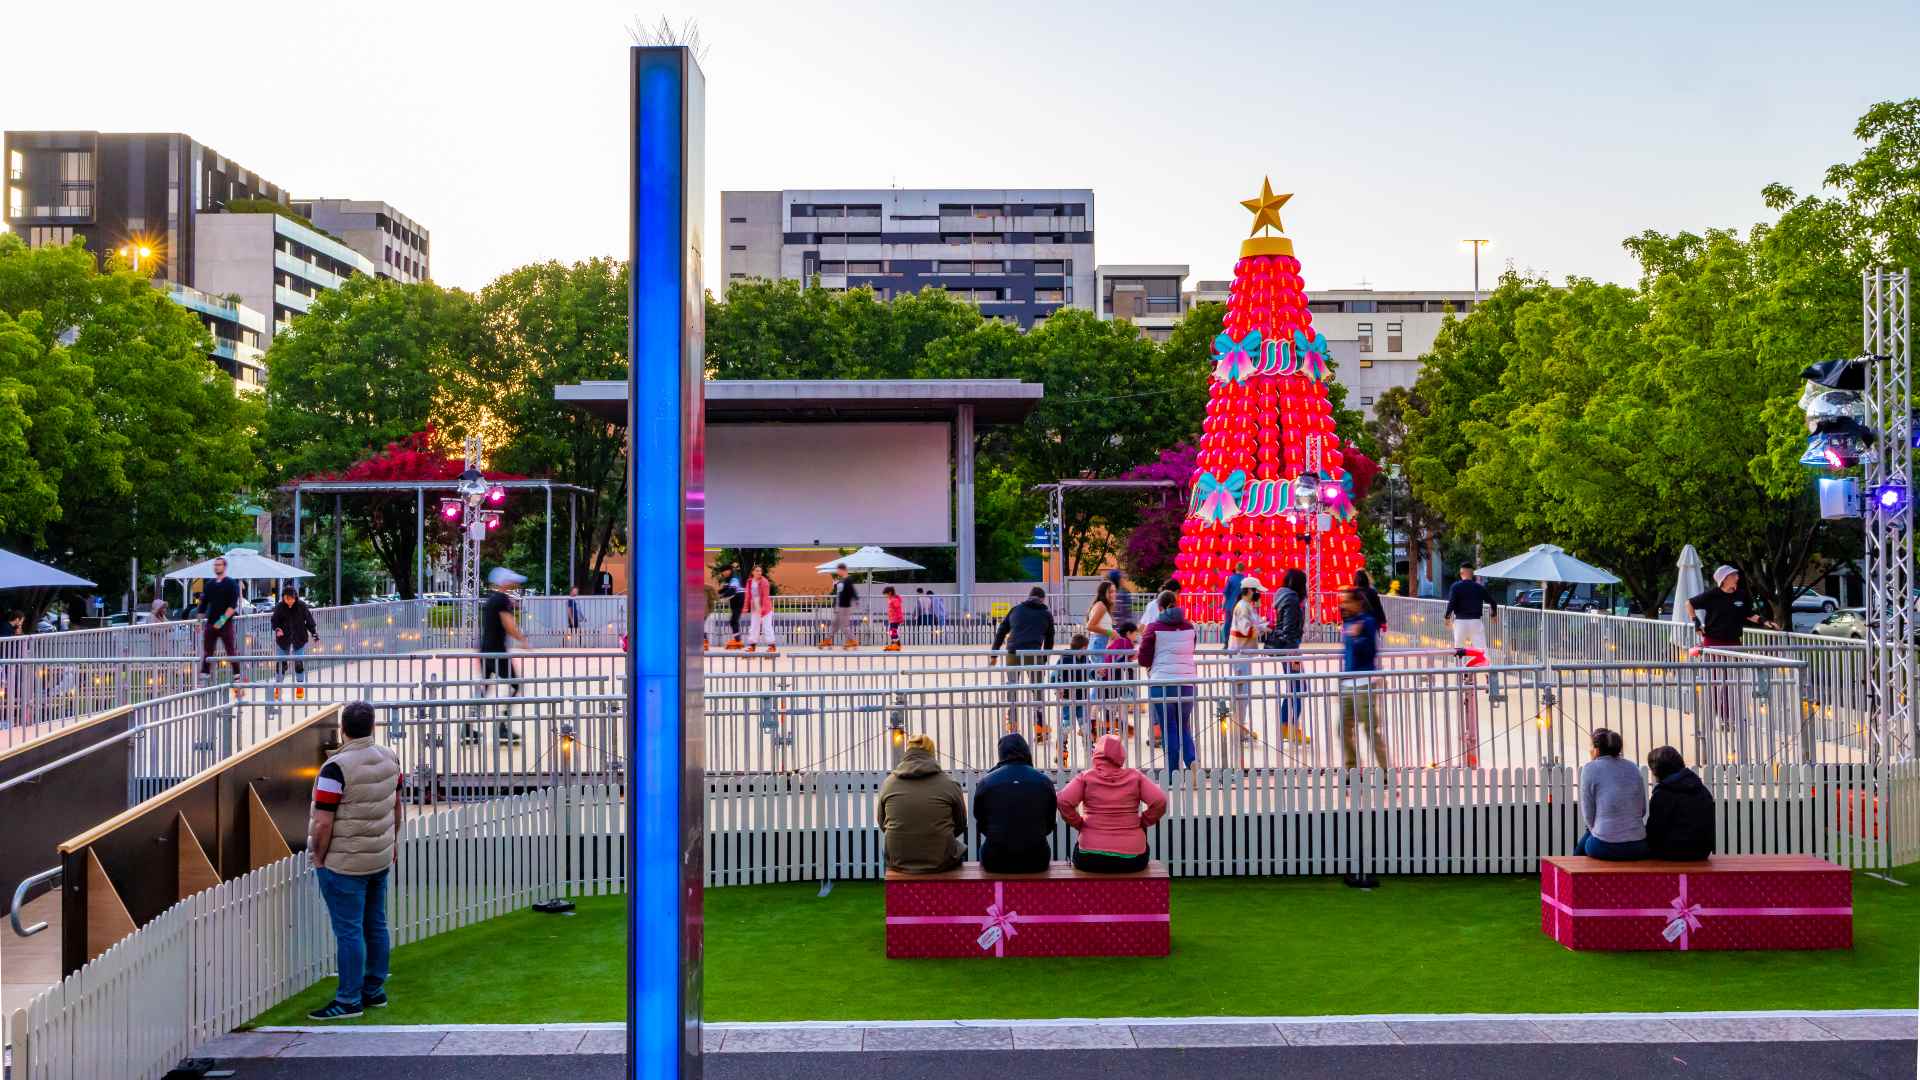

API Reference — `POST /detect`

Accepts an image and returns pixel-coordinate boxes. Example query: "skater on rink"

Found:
[1444,565,1498,651]
[198,556,243,682]
[469,567,529,745]
[270,586,319,700]
[884,585,904,651]
[744,564,777,653]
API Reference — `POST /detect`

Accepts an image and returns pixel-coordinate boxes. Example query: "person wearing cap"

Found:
[1444,564,1498,652]
[469,568,529,745]
[1685,565,1777,648]
[1226,575,1268,740]
[270,587,320,700]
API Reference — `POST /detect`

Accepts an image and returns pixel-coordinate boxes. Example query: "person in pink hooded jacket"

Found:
[1056,734,1168,872]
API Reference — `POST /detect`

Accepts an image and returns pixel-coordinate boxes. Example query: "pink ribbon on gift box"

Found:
[1541,870,1851,950]
[886,880,1170,957]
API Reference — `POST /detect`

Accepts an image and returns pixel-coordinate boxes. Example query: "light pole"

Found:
[1386,463,1403,588]
[1461,238,1491,303]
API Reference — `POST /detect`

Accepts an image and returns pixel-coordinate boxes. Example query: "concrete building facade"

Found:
[194,211,374,346]
[291,198,430,283]
[1095,263,1188,342]
[720,189,1095,329]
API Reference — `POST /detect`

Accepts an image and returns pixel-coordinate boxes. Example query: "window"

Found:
[1306,300,1344,313]
[728,216,747,223]
[973,261,1004,274]
[1358,359,1374,368]
[1347,300,1377,313]
[729,272,745,279]
[1378,300,1424,312]
[1361,396,1375,406]
[8,186,21,218]
[60,151,92,183]
[818,234,847,245]
[971,233,1003,244]
[1035,287,1065,303]
[1386,321,1403,353]
[728,244,746,251]
[849,234,882,244]
[7,149,21,181]
[27,226,73,247]
[819,261,847,274]
[1034,260,1066,275]
[1357,322,1374,353]
[1032,233,1062,244]
[846,261,882,274]
[847,205,881,218]
[937,261,971,274]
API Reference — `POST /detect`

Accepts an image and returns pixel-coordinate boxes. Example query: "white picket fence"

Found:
[9,787,577,1080]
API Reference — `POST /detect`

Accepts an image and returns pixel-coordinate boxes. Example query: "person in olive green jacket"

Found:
[877,734,967,873]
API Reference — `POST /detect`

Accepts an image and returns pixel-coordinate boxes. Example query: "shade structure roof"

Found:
[555,379,1044,426]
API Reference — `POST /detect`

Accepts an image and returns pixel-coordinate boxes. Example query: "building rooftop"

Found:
[556,379,1044,426]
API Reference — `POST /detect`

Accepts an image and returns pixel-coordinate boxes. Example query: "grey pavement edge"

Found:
[218,1010,1917,1058]
[198,1042,1920,1080]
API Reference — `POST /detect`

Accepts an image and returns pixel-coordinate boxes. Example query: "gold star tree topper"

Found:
[1239,178,1295,257]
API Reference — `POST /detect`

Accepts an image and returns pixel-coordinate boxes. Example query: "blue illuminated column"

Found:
[627,45,705,1080]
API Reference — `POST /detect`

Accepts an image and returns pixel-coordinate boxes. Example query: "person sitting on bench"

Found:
[972,733,1057,874]
[1056,734,1167,873]
[878,734,967,874]
[1576,728,1648,861]
[1644,745,1715,861]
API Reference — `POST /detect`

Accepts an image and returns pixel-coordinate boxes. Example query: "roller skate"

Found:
[843,638,859,651]
[883,642,902,652]
[725,636,744,650]
[745,644,757,653]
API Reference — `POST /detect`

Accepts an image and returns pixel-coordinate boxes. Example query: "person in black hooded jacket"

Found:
[1644,746,1714,861]
[972,733,1057,873]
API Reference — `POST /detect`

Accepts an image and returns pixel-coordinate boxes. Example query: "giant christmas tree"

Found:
[1174,180,1364,625]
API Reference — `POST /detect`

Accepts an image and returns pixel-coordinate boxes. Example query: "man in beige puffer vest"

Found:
[305,701,402,1020]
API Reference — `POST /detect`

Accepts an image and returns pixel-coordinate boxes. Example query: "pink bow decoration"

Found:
[1541,870,1851,952]
[1293,329,1332,382]
[977,902,1020,952]
[1211,330,1261,384]
[1189,469,1247,526]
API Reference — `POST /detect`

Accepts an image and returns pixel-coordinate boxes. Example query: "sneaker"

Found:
[307,999,363,1021]
[363,990,388,1008]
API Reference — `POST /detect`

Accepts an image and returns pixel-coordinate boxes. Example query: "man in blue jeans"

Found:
[305,701,402,1020]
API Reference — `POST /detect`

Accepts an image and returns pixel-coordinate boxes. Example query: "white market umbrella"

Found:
[166,548,313,581]
[1476,544,1621,661]
[1669,544,1705,646]
[0,548,95,590]
[814,546,925,574]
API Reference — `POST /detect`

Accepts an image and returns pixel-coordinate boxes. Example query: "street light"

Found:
[117,244,154,273]
[1460,239,1492,303]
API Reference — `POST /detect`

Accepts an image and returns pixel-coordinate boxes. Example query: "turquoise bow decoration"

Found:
[1190,469,1248,526]
[1211,329,1262,384]
[1293,329,1331,382]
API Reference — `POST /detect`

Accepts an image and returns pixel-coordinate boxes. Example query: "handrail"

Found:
[10,866,60,937]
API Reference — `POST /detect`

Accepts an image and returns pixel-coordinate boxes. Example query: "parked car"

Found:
[1812,608,1868,640]
[1509,585,1609,612]
[1791,588,1841,614]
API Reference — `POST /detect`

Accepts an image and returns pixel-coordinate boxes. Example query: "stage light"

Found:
[486,485,507,506]
[438,498,464,522]
[1872,482,1909,514]
[483,511,503,532]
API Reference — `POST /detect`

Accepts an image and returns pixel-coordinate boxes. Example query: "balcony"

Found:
[939,215,1086,234]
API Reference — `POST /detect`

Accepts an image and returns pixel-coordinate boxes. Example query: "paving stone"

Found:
[719,1026,862,1053]
[1804,1015,1917,1041]
[861,1026,1013,1051]
[278,1031,447,1057]
[1675,1018,1837,1043]
[1388,1019,1551,1044]
[1129,1023,1285,1048]
[1531,1018,1694,1044]
[1276,1022,1401,1046]
[198,1031,301,1058]
[1011,1025,1133,1050]
[432,1030,588,1055]
[577,1027,628,1055]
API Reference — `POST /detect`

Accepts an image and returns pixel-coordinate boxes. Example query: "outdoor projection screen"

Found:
[705,422,952,546]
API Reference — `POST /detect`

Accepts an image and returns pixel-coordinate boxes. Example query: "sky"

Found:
[4,0,1918,295]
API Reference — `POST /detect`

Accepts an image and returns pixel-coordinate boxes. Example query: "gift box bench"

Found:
[1541,855,1851,952]
[885,861,1170,958]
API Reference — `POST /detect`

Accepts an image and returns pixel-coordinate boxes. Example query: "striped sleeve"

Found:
[313,761,344,812]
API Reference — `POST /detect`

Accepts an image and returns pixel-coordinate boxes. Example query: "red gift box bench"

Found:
[884,861,1170,959]
[1541,855,1852,952]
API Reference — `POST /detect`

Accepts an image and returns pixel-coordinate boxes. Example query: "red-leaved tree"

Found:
[306,428,524,597]
[1119,443,1198,589]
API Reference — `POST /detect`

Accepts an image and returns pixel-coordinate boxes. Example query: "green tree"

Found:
[262,275,482,482]
[476,259,631,583]
[0,235,259,608]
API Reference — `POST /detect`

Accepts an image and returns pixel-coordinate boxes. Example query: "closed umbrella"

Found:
[1670,545,1705,646]
[1475,544,1621,661]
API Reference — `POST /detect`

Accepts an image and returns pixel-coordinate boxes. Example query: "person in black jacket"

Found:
[1354,569,1388,631]
[1644,746,1714,860]
[1272,569,1308,744]
[973,733,1057,872]
[197,557,244,681]
[991,588,1056,735]
[270,587,321,699]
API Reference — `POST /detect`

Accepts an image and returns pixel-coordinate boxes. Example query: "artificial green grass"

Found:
[247,868,1920,1027]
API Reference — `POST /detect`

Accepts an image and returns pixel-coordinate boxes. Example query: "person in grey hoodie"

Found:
[1576,728,1648,860]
